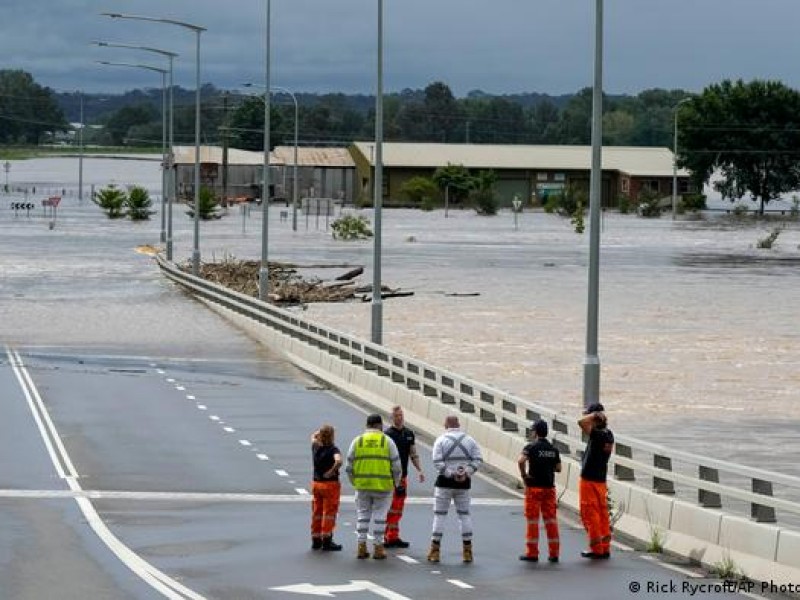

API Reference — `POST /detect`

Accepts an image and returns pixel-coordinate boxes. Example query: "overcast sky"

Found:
[4,0,800,97]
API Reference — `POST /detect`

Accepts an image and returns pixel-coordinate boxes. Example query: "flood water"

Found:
[2,155,799,480]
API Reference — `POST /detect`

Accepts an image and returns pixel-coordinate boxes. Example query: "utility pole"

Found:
[222,91,229,205]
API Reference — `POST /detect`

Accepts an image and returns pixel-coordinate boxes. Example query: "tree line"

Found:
[4,69,800,213]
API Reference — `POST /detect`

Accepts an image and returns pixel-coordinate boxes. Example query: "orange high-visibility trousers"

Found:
[384,476,407,542]
[579,478,611,554]
[523,487,560,559]
[311,481,341,538]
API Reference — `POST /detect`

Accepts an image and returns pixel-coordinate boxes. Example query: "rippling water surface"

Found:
[2,156,799,476]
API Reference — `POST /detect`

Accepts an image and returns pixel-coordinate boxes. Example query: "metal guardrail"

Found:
[157,255,800,528]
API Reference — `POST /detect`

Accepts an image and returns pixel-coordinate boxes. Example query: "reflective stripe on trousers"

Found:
[579,478,611,554]
[355,490,393,542]
[431,487,472,541]
[523,486,560,558]
[311,481,341,537]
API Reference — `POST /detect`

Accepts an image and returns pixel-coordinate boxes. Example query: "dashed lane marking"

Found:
[295,488,309,495]
[447,580,474,590]
[275,470,289,477]
[223,427,235,433]
[397,555,419,565]
[239,440,251,447]
[209,416,220,421]
[176,386,185,391]
[156,369,165,374]
[166,378,175,383]
[256,454,269,461]
[186,395,195,400]
[197,405,207,411]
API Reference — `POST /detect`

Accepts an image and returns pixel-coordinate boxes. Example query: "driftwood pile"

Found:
[181,259,413,305]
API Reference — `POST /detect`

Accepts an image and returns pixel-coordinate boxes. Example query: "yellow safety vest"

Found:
[351,431,394,492]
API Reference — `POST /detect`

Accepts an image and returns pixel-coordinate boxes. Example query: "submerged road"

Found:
[0,346,760,599]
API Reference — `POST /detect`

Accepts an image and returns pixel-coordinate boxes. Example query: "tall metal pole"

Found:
[191,29,202,275]
[78,92,84,202]
[167,55,175,260]
[583,0,603,409]
[92,41,178,256]
[259,0,272,300]
[371,0,384,345]
[291,93,299,232]
[159,70,167,242]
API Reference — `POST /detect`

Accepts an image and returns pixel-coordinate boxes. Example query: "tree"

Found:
[229,97,284,151]
[93,185,127,219]
[432,164,473,205]
[0,70,67,144]
[678,80,800,215]
[126,186,152,220]
[105,104,158,146]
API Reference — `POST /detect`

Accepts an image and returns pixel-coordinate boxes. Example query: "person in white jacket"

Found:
[427,415,483,564]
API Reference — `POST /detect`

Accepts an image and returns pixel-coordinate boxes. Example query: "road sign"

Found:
[269,580,412,599]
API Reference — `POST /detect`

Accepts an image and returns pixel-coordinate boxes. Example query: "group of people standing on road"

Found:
[309,401,614,565]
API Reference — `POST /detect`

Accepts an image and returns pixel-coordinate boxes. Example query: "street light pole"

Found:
[93,41,178,249]
[672,97,691,220]
[78,91,84,203]
[260,0,272,301]
[102,13,206,275]
[96,60,167,239]
[371,0,384,345]
[583,0,604,409]
[244,83,299,233]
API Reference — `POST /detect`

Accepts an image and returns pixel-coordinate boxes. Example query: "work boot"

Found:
[357,542,369,559]
[462,540,473,563]
[311,537,322,550]
[426,540,441,563]
[321,537,342,552]
[372,544,387,560]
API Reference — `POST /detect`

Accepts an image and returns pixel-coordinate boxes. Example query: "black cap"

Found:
[366,413,383,427]
[533,419,548,437]
[584,402,605,415]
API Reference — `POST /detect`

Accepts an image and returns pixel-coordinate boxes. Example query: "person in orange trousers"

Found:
[517,419,561,562]
[383,406,424,548]
[578,403,615,559]
[310,424,343,551]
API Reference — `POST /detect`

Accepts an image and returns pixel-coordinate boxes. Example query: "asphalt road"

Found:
[0,345,761,600]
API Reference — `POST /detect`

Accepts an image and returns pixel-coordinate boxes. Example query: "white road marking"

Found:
[166,378,175,383]
[295,488,309,495]
[186,395,195,400]
[197,405,207,411]
[256,454,269,461]
[270,581,411,599]
[396,555,419,565]
[209,415,220,421]
[156,369,165,374]
[176,386,185,391]
[447,580,474,590]
[275,469,289,477]
[6,348,206,600]
[149,363,157,368]
[238,440,251,447]
[223,426,235,433]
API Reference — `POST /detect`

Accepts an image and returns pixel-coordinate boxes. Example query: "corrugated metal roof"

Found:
[173,145,280,166]
[351,142,687,177]
[272,146,355,167]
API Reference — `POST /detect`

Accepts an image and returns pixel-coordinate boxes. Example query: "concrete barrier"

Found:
[176,267,800,585]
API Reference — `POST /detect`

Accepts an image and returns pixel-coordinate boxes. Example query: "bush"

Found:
[617,194,631,214]
[637,189,662,218]
[681,193,707,212]
[471,188,498,216]
[571,202,585,233]
[331,214,373,240]
[420,196,435,212]
[400,176,439,207]
[126,185,152,221]
[93,184,127,219]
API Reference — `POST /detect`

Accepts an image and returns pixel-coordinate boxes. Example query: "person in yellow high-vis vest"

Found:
[345,414,402,560]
